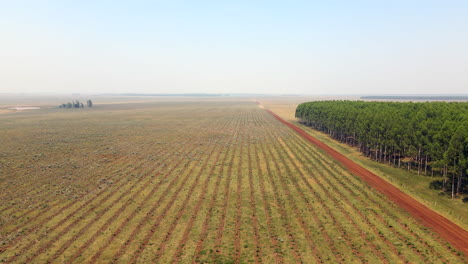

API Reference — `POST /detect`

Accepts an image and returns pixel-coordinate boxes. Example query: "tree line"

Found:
[361,96,468,100]
[295,101,468,199]
[59,100,93,109]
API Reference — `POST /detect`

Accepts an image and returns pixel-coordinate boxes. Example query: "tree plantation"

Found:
[295,101,468,199]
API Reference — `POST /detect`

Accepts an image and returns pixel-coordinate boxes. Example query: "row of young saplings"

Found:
[1,108,464,263]
[284,131,460,262]
[0,115,221,263]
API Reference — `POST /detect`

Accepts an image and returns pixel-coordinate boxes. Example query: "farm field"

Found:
[0,99,466,263]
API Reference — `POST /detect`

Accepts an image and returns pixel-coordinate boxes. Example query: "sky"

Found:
[1,1,467,95]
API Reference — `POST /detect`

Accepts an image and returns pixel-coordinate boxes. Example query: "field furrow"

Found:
[1,100,466,264]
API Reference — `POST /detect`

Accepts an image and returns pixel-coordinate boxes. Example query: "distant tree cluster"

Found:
[60,100,93,109]
[296,101,468,199]
[361,96,468,101]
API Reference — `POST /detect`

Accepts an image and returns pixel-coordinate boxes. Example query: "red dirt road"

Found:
[265,108,468,256]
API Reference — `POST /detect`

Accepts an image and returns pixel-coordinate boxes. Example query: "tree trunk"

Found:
[378,144,381,161]
[442,165,447,191]
[417,148,421,175]
[451,170,455,199]
[383,145,387,164]
[424,155,428,176]
[375,143,379,161]
[398,152,401,168]
[457,171,462,196]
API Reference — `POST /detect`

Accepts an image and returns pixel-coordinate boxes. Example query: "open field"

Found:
[0,99,466,263]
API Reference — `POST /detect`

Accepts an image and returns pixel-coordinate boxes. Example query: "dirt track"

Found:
[265,108,468,256]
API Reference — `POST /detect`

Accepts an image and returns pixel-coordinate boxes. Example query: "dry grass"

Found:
[0,99,465,263]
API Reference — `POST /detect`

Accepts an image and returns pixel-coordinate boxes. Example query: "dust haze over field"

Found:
[2,1,468,95]
[0,98,466,263]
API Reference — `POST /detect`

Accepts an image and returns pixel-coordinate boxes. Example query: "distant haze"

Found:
[1,1,467,95]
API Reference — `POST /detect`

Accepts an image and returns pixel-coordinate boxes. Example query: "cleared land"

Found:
[0,100,466,263]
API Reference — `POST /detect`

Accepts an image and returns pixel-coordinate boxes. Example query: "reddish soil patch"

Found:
[265,108,468,256]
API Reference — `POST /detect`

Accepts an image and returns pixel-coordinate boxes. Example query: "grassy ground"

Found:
[261,98,468,231]
[0,98,465,263]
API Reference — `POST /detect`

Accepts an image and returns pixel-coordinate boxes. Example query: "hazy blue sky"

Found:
[1,1,467,95]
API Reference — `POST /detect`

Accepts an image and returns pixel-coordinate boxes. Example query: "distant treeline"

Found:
[60,100,93,108]
[361,96,468,101]
[296,101,468,198]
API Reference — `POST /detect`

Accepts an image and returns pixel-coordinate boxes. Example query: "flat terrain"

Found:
[0,100,466,263]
